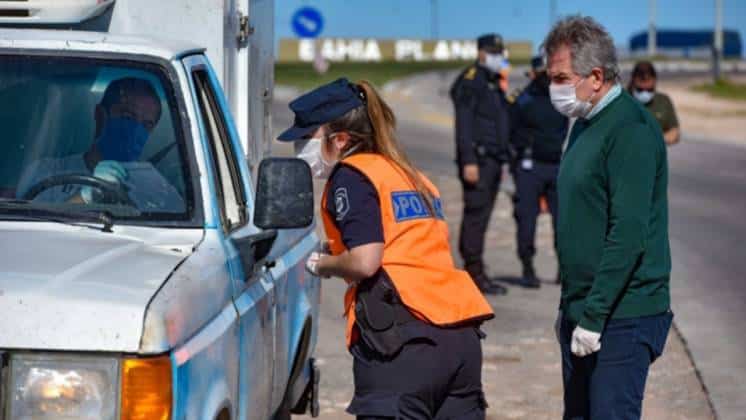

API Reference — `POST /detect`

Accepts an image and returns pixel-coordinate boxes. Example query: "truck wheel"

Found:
[273,400,292,420]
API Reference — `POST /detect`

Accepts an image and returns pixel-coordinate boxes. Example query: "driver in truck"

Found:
[16,77,181,209]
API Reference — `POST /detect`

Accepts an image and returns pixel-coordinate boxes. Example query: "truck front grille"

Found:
[0,351,6,420]
[0,0,29,18]
[0,350,8,420]
[0,9,29,17]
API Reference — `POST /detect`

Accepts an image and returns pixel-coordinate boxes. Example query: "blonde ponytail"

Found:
[355,80,436,214]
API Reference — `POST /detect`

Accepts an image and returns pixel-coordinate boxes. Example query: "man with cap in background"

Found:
[449,33,511,295]
[509,55,568,288]
[628,61,680,146]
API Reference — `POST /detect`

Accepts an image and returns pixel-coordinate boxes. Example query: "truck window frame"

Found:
[191,68,248,233]
[0,52,204,228]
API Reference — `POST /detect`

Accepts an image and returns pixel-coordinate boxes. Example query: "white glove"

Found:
[571,326,602,357]
[554,310,562,344]
[305,252,324,277]
[81,161,128,203]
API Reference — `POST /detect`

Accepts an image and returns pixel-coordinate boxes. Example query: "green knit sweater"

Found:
[557,90,671,333]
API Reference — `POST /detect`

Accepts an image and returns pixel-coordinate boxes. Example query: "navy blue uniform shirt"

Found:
[326,165,384,248]
[450,63,511,165]
[509,75,568,164]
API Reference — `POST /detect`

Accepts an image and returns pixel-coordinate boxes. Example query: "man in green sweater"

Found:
[544,16,673,420]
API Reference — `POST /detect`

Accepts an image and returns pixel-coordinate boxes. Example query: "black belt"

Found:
[354,272,420,357]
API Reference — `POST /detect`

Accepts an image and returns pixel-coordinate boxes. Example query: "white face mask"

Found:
[549,77,596,118]
[483,53,506,74]
[633,89,655,104]
[296,137,336,179]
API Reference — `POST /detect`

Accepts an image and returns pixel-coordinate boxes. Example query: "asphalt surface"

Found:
[272,71,746,418]
[667,141,746,419]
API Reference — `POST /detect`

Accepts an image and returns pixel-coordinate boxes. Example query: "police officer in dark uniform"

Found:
[509,55,568,287]
[450,33,511,295]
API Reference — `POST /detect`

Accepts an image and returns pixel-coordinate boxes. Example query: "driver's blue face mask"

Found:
[96,116,150,162]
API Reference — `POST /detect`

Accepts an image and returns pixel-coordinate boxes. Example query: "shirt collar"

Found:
[585,83,621,120]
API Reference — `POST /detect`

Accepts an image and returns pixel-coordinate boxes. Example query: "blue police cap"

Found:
[277,78,365,141]
[477,33,504,53]
[531,55,546,71]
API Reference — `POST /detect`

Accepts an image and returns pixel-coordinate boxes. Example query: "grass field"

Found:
[692,78,746,101]
[275,61,474,91]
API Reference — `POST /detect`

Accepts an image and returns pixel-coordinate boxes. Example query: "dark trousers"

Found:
[559,311,673,420]
[514,161,558,260]
[458,157,503,276]
[348,326,486,419]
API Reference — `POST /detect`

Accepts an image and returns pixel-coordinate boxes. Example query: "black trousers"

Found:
[514,161,559,260]
[348,325,486,419]
[458,157,503,276]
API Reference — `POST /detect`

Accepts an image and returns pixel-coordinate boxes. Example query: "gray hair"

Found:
[542,15,620,82]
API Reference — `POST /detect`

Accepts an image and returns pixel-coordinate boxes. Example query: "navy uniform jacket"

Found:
[509,75,568,164]
[450,63,511,166]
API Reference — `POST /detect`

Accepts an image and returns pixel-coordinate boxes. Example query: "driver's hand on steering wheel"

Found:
[81,161,128,203]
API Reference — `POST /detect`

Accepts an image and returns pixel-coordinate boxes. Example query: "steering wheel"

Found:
[22,174,136,207]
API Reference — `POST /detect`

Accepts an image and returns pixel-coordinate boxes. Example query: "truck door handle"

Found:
[232,230,277,277]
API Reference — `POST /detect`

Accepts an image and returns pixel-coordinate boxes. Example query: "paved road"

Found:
[273,71,746,418]
[667,141,746,419]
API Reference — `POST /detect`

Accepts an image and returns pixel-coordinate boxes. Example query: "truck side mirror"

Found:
[254,158,314,229]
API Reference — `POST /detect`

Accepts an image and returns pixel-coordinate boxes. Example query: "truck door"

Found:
[185,55,275,420]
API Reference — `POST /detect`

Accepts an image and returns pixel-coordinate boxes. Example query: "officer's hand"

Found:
[570,326,602,357]
[463,164,480,185]
[81,160,128,203]
[306,252,328,277]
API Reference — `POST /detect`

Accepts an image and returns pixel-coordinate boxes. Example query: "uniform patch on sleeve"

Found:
[334,187,350,221]
[392,191,444,222]
[464,66,477,80]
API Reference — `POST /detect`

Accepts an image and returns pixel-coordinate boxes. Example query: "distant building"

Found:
[629,30,742,58]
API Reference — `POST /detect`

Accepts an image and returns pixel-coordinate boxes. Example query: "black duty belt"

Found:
[354,272,420,357]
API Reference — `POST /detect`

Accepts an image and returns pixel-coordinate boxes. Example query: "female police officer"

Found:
[277,78,494,419]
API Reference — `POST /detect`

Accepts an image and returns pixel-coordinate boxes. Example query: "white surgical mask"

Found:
[633,89,655,104]
[296,137,336,179]
[483,53,506,74]
[549,77,596,118]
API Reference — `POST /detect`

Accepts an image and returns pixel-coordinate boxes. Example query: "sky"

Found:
[276,0,746,56]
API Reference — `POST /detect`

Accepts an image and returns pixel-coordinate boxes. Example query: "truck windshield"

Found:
[0,55,194,224]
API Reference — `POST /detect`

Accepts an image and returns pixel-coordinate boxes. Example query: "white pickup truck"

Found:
[0,1,321,419]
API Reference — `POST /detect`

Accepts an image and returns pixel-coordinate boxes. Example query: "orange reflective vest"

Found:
[321,153,494,347]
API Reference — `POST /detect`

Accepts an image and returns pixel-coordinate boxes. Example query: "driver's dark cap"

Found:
[277,78,365,141]
[477,33,504,53]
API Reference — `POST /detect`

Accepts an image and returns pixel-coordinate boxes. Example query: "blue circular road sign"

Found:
[292,7,324,38]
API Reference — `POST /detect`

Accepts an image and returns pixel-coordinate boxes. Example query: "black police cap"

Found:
[277,77,365,141]
[477,33,504,53]
[531,55,546,72]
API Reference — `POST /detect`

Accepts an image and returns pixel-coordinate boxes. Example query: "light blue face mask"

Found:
[96,117,150,162]
[633,89,655,105]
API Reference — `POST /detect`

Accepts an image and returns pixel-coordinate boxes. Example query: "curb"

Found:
[671,321,720,420]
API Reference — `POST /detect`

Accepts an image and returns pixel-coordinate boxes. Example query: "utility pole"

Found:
[430,0,438,40]
[713,0,723,82]
[648,0,656,57]
[549,0,557,26]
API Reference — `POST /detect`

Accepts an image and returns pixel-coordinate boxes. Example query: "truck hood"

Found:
[0,222,202,352]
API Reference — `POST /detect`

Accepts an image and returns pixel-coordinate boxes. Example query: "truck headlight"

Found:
[8,354,118,420]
